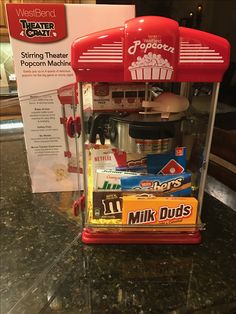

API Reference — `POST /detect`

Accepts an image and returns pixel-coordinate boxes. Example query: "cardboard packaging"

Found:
[147,147,187,174]
[121,172,192,196]
[91,146,127,180]
[122,196,198,225]
[93,191,123,219]
[6,3,135,192]
[95,169,141,190]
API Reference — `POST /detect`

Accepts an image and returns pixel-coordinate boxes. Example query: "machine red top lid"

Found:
[57,83,78,105]
[71,16,230,83]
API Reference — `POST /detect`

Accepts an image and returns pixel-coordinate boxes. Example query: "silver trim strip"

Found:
[198,82,220,216]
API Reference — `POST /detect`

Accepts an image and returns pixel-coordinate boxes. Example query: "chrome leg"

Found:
[197,82,220,216]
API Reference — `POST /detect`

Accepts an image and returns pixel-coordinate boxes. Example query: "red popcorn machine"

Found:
[70,16,230,244]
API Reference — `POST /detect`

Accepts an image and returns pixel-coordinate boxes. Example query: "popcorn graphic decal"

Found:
[128,52,173,80]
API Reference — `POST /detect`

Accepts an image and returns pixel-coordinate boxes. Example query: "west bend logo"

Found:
[16,8,56,18]
[19,19,55,38]
[6,4,66,43]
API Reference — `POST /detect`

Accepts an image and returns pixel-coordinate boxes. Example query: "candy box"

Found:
[121,172,192,196]
[147,147,187,175]
[92,190,159,220]
[122,195,198,225]
[93,191,123,219]
[95,169,141,190]
[91,147,127,179]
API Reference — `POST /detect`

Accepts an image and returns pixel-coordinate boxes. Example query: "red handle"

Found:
[75,116,81,136]
[66,116,81,138]
[73,194,85,216]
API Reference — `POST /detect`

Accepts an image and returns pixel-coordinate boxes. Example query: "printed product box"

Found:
[95,169,141,190]
[121,172,192,196]
[91,191,198,226]
[92,190,161,220]
[93,191,123,220]
[122,196,198,225]
[91,146,127,179]
[116,152,147,173]
[147,147,187,175]
[6,3,135,192]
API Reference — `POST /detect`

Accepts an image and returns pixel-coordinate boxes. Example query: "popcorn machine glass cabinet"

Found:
[71,16,230,244]
[74,81,219,244]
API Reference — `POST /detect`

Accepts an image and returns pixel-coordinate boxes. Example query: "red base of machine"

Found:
[82,228,202,244]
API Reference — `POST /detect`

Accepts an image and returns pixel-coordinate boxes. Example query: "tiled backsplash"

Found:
[0,43,17,95]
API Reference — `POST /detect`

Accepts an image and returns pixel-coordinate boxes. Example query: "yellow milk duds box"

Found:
[122,195,198,225]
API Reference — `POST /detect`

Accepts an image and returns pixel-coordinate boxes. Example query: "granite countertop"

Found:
[1,121,236,314]
[0,97,21,117]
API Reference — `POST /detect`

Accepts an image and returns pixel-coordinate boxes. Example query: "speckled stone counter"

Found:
[1,123,236,314]
[0,126,79,314]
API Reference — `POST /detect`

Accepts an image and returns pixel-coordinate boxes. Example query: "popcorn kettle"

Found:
[89,92,189,154]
